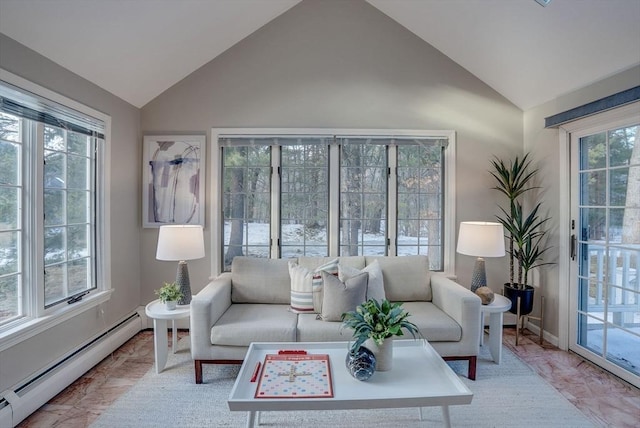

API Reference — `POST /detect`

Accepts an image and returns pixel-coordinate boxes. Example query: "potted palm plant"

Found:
[490,153,552,315]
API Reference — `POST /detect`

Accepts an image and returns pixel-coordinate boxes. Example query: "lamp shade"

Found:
[456,221,505,258]
[156,225,205,261]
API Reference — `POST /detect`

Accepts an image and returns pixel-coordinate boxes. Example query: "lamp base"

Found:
[470,257,487,293]
[176,261,192,305]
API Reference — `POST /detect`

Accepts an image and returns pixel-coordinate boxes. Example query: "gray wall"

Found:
[523,65,640,341]
[140,0,522,304]
[0,34,141,390]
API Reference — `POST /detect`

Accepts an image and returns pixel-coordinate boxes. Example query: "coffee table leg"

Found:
[441,405,451,428]
[246,410,256,428]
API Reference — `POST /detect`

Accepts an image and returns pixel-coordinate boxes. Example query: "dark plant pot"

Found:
[504,284,535,316]
[345,346,376,381]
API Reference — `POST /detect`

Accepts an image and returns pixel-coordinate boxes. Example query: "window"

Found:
[339,139,387,256]
[281,140,329,258]
[214,129,455,274]
[0,74,110,339]
[222,142,272,263]
[43,125,97,307]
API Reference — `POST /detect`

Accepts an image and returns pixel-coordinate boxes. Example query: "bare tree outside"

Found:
[619,126,639,245]
[281,141,329,258]
[223,145,271,268]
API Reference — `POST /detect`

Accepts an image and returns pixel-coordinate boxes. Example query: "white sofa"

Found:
[190,255,481,383]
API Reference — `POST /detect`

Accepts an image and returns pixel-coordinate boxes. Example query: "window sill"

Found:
[0,289,113,352]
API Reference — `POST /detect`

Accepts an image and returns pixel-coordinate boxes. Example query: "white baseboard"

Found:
[1,312,142,427]
[525,319,559,347]
[486,310,558,348]
[0,397,12,427]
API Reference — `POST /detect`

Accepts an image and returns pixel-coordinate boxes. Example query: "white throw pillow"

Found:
[338,259,385,302]
[289,258,338,314]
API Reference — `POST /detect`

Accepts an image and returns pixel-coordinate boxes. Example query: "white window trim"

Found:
[210,128,456,277]
[0,69,112,351]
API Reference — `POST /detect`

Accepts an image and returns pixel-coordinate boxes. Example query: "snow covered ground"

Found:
[223,221,436,258]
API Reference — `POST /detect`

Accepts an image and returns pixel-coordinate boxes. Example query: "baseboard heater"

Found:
[0,311,142,427]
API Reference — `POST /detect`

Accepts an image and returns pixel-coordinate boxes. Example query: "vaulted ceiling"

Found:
[1,0,638,110]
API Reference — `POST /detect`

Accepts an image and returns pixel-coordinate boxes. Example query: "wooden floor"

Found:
[17,327,640,427]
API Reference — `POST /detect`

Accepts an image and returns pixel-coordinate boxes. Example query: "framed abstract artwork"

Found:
[142,135,206,227]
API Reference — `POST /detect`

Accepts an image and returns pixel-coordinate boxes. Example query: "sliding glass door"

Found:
[570,121,640,386]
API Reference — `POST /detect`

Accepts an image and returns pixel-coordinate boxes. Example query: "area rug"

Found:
[90,338,595,427]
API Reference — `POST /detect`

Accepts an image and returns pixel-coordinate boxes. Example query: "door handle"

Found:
[570,234,576,260]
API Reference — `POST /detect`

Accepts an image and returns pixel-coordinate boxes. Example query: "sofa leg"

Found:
[193,359,244,384]
[443,356,476,381]
[195,360,203,384]
[468,356,477,380]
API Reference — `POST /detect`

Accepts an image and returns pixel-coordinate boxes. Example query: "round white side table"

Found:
[145,299,190,373]
[480,294,511,364]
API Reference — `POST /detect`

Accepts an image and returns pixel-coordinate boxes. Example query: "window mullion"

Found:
[31,122,45,316]
[271,145,280,259]
[387,145,398,256]
[328,142,340,257]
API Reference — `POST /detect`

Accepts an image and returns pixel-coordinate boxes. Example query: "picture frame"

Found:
[142,134,206,228]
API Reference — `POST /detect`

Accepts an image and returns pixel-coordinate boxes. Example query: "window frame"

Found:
[211,128,456,276]
[0,70,112,351]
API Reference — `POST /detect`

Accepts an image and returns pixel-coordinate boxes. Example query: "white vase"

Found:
[165,300,177,311]
[366,338,393,371]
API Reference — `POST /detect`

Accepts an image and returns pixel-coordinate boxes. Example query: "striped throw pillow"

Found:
[289,259,338,313]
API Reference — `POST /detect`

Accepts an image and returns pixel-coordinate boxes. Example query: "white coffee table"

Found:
[480,294,512,364]
[145,299,190,373]
[228,340,472,428]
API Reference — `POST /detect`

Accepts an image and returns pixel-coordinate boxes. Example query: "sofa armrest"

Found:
[190,273,232,359]
[430,273,481,349]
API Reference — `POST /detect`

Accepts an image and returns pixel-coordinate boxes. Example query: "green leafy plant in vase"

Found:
[341,299,419,371]
[155,281,183,310]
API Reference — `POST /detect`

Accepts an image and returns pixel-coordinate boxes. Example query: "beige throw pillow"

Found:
[320,270,368,322]
[338,259,385,302]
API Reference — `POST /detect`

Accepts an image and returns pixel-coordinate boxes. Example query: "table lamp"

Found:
[156,225,205,305]
[456,221,505,292]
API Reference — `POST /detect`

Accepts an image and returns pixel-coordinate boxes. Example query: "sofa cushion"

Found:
[366,255,431,301]
[289,259,338,313]
[401,302,461,342]
[338,259,385,302]
[320,271,368,321]
[297,313,355,342]
[210,304,297,346]
[231,257,291,304]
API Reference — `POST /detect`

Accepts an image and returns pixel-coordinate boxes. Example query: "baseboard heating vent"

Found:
[0,311,142,427]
